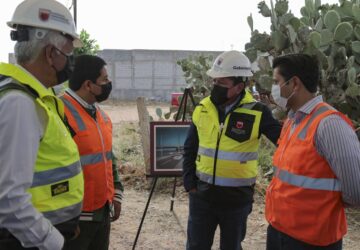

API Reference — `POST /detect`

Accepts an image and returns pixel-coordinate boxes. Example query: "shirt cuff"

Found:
[40,226,64,250]
[113,189,123,203]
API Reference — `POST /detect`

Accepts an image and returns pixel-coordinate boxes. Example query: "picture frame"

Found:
[150,121,191,177]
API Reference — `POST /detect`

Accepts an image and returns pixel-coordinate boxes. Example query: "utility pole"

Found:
[73,0,77,26]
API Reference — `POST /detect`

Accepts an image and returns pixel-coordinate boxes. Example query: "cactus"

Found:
[271,30,289,51]
[334,22,353,41]
[354,24,360,40]
[320,29,334,47]
[310,31,321,48]
[315,18,323,31]
[347,67,357,84]
[351,41,360,53]
[324,10,341,31]
[245,0,360,124]
[352,3,360,22]
[258,1,272,17]
[275,0,288,16]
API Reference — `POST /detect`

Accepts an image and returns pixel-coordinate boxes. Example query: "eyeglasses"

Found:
[273,77,293,87]
[53,47,73,58]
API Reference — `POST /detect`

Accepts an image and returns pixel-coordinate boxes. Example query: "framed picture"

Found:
[150,121,191,177]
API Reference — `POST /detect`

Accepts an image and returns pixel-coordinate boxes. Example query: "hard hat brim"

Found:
[7,20,83,48]
[206,69,253,78]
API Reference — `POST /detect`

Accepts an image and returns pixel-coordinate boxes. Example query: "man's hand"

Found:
[111,201,121,222]
[188,188,197,193]
[70,225,80,240]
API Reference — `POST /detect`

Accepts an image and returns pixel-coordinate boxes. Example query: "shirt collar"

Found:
[66,88,96,110]
[288,95,323,121]
[225,93,243,114]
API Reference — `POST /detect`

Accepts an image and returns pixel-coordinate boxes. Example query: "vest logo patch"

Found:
[225,113,255,143]
[231,127,246,135]
[51,181,69,196]
[236,121,244,129]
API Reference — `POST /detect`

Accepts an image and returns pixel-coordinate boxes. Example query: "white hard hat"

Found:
[7,0,82,48]
[207,50,253,78]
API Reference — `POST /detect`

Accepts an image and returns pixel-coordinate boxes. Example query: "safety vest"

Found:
[0,63,83,225]
[266,102,351,246]
[61,92,114,211]
[192,91,262,187]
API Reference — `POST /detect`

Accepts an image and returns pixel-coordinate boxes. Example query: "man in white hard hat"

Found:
[183,50,281,250]
[0,0,84,249]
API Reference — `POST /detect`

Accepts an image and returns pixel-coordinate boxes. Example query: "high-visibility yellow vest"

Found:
[192,91,262,187]
[0,63,84,225]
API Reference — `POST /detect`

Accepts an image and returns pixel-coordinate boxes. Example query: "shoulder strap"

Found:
[0,75,39,99]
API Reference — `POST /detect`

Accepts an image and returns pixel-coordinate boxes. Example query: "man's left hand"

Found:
[111,201,121,222]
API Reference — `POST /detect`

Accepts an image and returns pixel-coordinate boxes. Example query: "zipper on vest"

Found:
[212,122,224,184]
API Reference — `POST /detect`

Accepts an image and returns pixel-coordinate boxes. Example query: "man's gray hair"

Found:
[14,27,67,64]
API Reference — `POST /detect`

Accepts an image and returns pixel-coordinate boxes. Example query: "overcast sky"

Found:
[0,0,338,62]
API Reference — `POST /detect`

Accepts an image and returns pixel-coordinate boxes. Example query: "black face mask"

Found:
[210,84,230,106]
[93,81,112,102]
[52,48,74,85]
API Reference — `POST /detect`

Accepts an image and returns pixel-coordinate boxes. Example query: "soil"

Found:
[101,101,360,250]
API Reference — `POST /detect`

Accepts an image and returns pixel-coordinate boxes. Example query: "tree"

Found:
[74,29,100,56]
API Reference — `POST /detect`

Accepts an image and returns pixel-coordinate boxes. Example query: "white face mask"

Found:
[271,78,294,109]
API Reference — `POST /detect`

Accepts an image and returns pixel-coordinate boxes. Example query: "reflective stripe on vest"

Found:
[197,171,256,186]
[297,105,334,140]
[273,166,340,191]
[99,108,109,122]
[62,98,87,131]
[80,151,112,166]
[198,146,258,162]
[42,201,83,225]
[241,102,257,110]
[31,161,82,188]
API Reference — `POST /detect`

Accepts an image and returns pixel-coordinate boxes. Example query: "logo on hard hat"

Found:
[216,58,223,66]
[39,9,51,22]
[233,66,251,70]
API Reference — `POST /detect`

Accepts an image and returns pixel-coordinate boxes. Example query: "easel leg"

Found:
[132,177,158,250]
[170,177,177,211]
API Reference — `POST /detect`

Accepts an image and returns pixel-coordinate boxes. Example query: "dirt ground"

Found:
[101,101,360,250]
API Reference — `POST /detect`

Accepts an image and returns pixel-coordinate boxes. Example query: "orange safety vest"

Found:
[62,93,114,212]
[266,102,352,246]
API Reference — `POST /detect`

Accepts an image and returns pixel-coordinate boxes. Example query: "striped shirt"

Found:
[288,95,360,207]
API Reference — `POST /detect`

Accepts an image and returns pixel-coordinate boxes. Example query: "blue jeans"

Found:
[186,193,252,250]
[266,224,342,250]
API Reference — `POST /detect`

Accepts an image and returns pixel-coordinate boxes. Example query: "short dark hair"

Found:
[272,54,319,93]
[69,55,106,91]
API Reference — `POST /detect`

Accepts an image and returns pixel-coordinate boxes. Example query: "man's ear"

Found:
[292,76,302,91]
[82,80,93,91]
[44,45,54,65]
[235,82,245,94]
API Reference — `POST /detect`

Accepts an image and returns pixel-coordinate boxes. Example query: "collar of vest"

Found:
[0,63,65,118]
[0,63,54,99]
